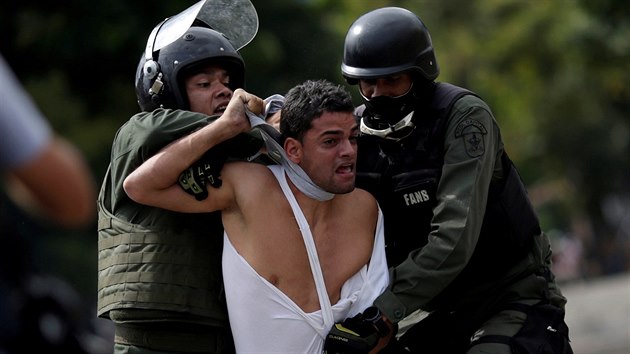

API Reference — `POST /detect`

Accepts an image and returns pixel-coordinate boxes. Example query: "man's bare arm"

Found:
[123,89,263,213]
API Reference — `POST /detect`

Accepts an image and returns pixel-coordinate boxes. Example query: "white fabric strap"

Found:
[269,165,335,328]
[246,107,334,201]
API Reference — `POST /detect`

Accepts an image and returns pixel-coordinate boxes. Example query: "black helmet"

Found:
[135,25,245,112]
[341,7,439,84]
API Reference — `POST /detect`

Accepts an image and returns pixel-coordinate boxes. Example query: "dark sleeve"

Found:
[108,109,213,208]
[117,109,213,163]
[375,95,504,321]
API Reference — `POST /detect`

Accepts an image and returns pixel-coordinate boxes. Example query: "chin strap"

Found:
[246,104,334,202]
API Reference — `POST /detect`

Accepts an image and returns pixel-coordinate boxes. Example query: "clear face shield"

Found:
[142,0,258,81]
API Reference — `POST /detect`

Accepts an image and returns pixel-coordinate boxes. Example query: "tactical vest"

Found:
[97,165,228,323]
[356,83,541,308]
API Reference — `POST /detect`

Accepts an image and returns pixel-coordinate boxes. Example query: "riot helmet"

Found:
[135,0,259,112]
[135,25,245,112]
[342,7,439,141]
[341,7,439,83]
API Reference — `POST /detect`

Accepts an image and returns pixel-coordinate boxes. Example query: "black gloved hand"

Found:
[323,312,381,354]
[177,133,264,200]
[179,148,228,200]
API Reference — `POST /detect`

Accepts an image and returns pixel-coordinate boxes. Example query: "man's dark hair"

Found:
[280,80,354,142]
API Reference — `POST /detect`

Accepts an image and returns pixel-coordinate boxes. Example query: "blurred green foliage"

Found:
[1,0,629,297]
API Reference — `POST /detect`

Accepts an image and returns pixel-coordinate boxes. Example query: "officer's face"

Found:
[358,72,413,99]
[185,63,234,116]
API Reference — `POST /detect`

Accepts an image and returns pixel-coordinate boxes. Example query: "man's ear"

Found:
[283,137,302,164]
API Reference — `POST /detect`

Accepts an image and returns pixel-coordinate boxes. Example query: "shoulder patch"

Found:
[454,119,487,157]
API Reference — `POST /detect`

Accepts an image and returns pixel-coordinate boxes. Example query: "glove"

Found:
[178,148,228,200]
[323,312,381,354]
[178,131,267,200]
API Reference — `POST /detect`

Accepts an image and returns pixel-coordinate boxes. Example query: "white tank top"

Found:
[222,165,389,353]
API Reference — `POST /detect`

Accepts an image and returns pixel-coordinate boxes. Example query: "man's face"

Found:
[298,111,359,194]
[184,63,233,116]
[358,72,413,99]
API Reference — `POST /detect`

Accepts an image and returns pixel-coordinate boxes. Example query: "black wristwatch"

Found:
[363,306,390,337]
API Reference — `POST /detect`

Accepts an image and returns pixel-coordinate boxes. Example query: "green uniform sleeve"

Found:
[112,109,214,165]
[108,109,213,214]
[375,95,505,322]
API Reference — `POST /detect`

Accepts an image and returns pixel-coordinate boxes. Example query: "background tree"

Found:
[1,0,628,300]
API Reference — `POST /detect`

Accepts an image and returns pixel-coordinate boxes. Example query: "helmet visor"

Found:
[149,0,258,58]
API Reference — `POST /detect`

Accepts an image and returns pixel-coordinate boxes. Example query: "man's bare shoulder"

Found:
[340,187,378,218]
[222,161,281,197]
[332,188,379,249]
[222,160,273,180]
[352,187,378,206]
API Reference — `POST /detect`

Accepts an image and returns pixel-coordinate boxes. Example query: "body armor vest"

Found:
[356,83,541,308]
[97,166,228,323]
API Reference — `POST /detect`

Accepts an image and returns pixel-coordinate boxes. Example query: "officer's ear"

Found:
[283,137,302,164]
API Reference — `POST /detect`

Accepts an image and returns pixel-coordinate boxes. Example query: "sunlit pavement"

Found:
[562,272,630,354]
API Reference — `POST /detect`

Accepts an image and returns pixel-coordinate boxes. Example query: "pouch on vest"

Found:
[507,302,573,354]
[385,170,439,266]
[451,301,573,354]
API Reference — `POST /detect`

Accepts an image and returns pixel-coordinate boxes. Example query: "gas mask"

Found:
[360,84,417,141]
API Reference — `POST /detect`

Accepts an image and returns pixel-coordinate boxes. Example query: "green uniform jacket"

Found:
[97,109,228,327]
[370,94,566,322]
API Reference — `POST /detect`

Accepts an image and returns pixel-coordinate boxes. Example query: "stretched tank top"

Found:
[222,164,389,353]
